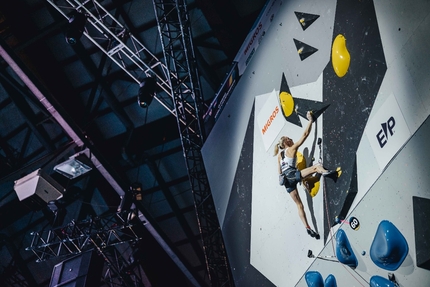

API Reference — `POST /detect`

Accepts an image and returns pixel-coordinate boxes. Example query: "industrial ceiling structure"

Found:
[0,0,266,286]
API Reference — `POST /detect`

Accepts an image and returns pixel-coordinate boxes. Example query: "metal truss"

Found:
[1,38,154,287]
[0,60,67,179]
[26,211,141,262]
[152,1,232,286]
[46,0,198,124]
[46,0,232,285]
[26,211,146,286]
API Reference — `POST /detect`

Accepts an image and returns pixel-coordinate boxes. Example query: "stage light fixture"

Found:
[14,169,65,210]
[53,154,92,179]
[131,182,143,201]
[65,11,87,45]
[137,77,157,108]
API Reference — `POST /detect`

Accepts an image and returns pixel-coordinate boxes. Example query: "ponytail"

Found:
[273,143,280,156]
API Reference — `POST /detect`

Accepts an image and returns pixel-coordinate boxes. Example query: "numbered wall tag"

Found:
[349,216,360,230]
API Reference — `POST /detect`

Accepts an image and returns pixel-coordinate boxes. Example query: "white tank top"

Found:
[280,149,296,172]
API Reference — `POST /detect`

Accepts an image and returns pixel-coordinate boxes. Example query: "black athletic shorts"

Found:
[282,168,301,193]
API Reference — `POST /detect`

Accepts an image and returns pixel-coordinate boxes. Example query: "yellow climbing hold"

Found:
[305,176,321,198]
[300,18,305,26]
[336,167,342,178]
[279,91,294,117]
[332,34,350,77]
[296,151,321,197]
[296,151,306,170]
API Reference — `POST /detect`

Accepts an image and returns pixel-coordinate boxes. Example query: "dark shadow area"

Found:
[222,103,275,287]
[302,120,320,235]
[322,0,386,241]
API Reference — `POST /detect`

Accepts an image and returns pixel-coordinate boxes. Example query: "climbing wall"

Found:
[201,0,430,286]
[296,115,430,286]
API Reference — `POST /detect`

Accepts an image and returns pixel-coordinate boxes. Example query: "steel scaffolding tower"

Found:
[152,1,232,286]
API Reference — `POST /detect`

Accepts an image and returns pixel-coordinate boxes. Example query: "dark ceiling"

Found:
[0,0,266,286]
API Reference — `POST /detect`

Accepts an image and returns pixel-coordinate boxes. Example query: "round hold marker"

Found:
[350,216,360,230]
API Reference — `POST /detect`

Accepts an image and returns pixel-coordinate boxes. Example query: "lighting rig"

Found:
[26,211,145,286]
[44,0,232,285]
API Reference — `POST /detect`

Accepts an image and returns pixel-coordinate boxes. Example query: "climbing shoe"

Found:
[307,228,320,240]
[322,167,341,183]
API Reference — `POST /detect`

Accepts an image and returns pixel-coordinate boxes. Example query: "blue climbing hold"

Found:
[369,275,397,287]
[335,229,358,268]
[370,220,409,271]
[305,271,324,287]
[324,274,337,287]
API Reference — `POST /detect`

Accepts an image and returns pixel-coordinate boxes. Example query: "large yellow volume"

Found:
[279,91,294,117]
[296,152,320,197]
[332,34,350,77]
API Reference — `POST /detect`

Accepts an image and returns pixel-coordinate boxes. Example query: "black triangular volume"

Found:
[285,112,302,127]
[279,73,291,95]
[279,73,302,127]
[293,39,318,61]
[293,98,330,120]
[413,196,430,270]
[294,11,320,31]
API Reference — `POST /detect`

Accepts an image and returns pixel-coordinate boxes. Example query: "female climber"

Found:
[274,111,339,239]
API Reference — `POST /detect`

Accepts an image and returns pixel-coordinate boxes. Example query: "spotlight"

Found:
[53,154,92,179]
[117,182,142,213]
[65,11,87,45]
[137,77,157,108]
[131,182,142,201]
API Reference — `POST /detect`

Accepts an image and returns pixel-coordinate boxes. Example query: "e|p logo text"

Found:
[376,116,395,148]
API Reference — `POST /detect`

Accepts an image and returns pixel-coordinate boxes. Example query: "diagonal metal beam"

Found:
[0,66,57,151]
[0,37,200,287]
